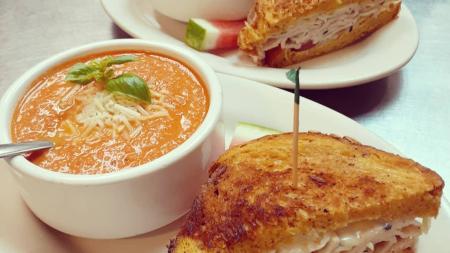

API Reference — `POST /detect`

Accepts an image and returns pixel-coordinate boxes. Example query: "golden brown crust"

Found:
[238,0,401,67]
[169,133,444,253]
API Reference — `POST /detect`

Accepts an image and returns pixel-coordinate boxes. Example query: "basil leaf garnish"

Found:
[286,68,297,84]
[88,56,113,72]
[106,73,151,103]
[65,63,101,85]
[66,55,151,104]
[108,55,137,66]
[65,55,137,85]
[104,68,115,80]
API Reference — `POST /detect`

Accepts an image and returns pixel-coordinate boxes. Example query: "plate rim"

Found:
[217,73,398,152]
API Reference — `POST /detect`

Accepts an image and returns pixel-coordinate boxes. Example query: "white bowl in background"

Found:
[0,39,223,239]
[150,0,254,22]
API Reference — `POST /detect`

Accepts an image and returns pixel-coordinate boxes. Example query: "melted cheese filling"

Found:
[256,0,400,60]
[271,218,430,253]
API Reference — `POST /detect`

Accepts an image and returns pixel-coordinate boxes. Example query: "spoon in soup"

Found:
[0,141,53,158]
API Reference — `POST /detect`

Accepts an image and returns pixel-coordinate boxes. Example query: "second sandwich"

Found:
[239,0,402,67]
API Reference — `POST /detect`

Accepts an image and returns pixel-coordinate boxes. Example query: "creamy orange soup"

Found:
[11,51,209,174]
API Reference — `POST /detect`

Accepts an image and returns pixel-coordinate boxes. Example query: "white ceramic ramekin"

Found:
[0,39,223,239]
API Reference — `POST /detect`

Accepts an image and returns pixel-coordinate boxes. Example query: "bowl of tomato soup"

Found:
[0,39,223,239]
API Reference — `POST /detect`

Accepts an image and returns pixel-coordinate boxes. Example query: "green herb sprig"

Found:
[65,55,151,103]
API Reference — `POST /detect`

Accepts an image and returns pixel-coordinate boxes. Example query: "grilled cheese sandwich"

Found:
[168,133,443,253]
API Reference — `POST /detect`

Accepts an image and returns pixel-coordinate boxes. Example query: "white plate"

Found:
[0,74,447,252]
[101,0,419,89]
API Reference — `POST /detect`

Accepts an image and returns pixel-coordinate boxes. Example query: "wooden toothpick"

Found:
[292,67,301,187]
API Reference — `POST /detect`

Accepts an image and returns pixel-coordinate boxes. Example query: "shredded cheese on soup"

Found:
[59,84,172,141]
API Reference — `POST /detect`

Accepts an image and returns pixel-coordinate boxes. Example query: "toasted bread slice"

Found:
[238,0,401,67]
[168,133,443,253]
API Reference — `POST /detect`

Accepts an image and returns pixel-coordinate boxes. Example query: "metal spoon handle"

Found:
[0,141,54,158]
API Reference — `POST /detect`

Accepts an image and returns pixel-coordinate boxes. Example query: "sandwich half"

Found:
[168,132,444,253]
[238,0,402,67]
